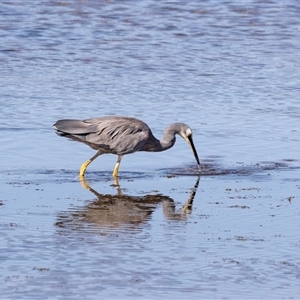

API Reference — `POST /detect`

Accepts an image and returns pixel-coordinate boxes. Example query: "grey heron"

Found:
[53,116,200,177]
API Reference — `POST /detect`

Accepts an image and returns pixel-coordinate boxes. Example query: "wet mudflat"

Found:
[1,161,300,299]
[1,0,300,298]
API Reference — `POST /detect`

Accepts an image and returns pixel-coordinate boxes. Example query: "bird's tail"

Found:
[53,119,94,135]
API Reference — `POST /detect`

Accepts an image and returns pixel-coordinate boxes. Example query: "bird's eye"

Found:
[186,131,192,138]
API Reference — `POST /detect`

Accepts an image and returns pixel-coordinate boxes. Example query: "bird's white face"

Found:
[181,127,193,142]
[185,127,192,137]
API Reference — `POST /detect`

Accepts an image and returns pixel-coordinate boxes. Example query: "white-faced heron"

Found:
[53,116,200,177]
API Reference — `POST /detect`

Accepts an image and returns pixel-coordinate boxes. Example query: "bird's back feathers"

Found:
[53,116,153,155]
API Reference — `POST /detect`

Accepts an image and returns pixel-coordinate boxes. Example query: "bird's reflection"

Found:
[55,176,200,232]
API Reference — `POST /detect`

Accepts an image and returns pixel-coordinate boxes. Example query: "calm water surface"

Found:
[0,0,299,299]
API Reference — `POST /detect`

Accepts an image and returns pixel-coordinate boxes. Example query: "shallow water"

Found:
[1,0,300,299]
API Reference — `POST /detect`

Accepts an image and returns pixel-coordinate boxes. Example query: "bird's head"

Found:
[177,124,201,171]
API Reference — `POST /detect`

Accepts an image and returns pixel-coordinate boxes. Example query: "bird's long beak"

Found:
[186,136,201,172]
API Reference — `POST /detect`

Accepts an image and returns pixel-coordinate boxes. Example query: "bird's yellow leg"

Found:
[79,150,103,177]
[79,159,92,177]
[112,155,123,177]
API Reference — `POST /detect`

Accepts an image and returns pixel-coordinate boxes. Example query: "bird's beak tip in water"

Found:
[197,164,201,173]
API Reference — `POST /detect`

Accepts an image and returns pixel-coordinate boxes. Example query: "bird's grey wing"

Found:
[85,119,150,154]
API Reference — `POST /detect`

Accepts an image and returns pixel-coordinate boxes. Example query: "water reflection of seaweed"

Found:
[55,177,200,232]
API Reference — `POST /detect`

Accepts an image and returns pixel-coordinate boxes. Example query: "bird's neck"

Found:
[155,125,177,152]
[140,124,178,152]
